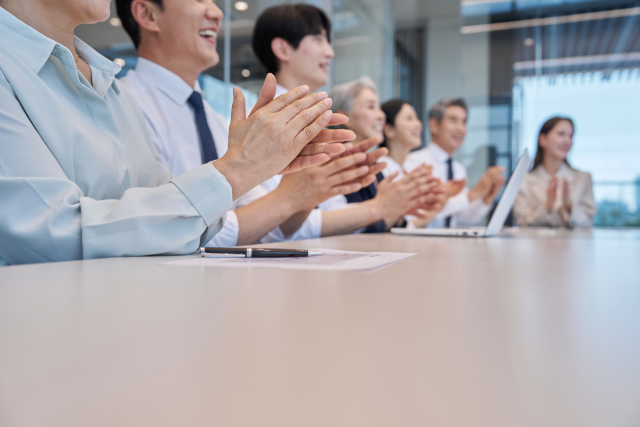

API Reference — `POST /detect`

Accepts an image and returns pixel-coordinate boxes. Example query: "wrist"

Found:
[271,185,300,215]
[468,188,481,202]
[365,198,389,224]
[212,155,246,200]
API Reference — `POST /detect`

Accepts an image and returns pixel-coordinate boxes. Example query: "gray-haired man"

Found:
[404,98,505,228]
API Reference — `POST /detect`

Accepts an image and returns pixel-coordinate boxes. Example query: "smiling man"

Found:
[404,98,506,228]
[115,0,377,246]
[252,4,334,101]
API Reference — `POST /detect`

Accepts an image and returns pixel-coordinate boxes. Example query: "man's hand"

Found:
[213,74,356,200]
[331,137,388,188]
[483,174,506,204]
[373,168,442,228]
[468,166,505,203]
[277,151,379,212]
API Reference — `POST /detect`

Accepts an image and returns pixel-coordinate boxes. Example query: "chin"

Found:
[88,0,112,22]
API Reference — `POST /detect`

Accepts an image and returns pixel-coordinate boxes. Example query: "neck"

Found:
[275,69,321,93]
[138,43,201,88]
[386,141,413,166]
[2,0,77,57]
[542,155,564,176]
[432,139,454,156]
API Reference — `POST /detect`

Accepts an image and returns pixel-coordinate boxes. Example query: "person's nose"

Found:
[325,43,335,59]
[206,1,224,23]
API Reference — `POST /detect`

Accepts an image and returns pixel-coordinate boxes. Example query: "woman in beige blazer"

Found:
[514,117,596,228]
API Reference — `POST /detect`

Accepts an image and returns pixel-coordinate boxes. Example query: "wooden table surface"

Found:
[1,229,639,426]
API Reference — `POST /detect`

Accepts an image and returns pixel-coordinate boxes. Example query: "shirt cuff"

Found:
[170,163,232,227]
[204,209,239,247]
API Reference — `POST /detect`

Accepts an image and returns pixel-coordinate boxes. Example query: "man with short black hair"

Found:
[404,98,505,228]
[253,4,333,97]
[115,0,371,245]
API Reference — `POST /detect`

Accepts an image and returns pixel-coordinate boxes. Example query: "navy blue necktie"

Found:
[187,91,218,163]
[445,157,454,228]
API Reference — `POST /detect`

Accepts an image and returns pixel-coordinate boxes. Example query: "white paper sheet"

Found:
[161,249,416,271]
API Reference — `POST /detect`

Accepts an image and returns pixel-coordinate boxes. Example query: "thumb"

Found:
[249,73,277,116]
[230,87,247,125]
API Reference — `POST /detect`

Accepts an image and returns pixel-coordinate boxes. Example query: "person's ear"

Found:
[428,118,439,137]
[539,133,548,149]
[384,123,395,141]
[271,37,294,65]
[131,0,162,35]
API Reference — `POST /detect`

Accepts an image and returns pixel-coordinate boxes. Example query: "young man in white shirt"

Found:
[404,98,506,228]
[251,4,442,234]
[115,0,378,246]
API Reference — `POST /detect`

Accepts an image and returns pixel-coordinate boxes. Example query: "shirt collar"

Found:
[0,6,57,74]
[134,58,198,105]
[427,141,453,163]
[275,84,289,98]
[0,7,121,96]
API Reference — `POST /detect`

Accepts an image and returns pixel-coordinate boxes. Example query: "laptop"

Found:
[390,149,531,238]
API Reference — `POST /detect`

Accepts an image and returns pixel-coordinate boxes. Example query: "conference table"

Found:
[1,228,639,426]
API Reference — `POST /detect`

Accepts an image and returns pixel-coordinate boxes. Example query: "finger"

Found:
[327,113,349,126]
[379,171,399,186]
[230,87,247,125]
[268,85,312,114]
[367,162,386,176]
[298,141,345,157]
[280,152,331,174]
[362,147,388,166]
[323,152,367,175]
[249,73,277,116]
[288,96,333,135]
[280,91,328,122]
[357,137,382,153]
[309,128,356,144]
[330,182,363,196]
[293,109,333,149]
[359,173,378,188]
[328,165,370,187]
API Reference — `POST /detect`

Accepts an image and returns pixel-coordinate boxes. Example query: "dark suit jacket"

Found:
[344,172,387,233]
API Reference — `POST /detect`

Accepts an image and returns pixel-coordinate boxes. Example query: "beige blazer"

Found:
[514,163,597,228]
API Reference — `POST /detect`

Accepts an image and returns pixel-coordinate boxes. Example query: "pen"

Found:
[200,247,323,258]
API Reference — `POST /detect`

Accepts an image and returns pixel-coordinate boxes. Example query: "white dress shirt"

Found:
[404,142,491,228]
[380,155,404,181]
[239,84,323,242]
[0,9,231,265]
[513,163,596,228]
[121,69,321,244]
[119,58,244,247]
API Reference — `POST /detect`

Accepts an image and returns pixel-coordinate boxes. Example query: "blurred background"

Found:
[77,0,640,228]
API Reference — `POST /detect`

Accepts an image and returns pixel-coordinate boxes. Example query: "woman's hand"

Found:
[277,150,379,212]
[546,176,558,213]
[373,168,441,228]
[562,178,572,213]
[213,74,356,200]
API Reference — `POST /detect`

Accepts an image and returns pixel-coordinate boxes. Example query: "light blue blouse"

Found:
[0,7,232,266]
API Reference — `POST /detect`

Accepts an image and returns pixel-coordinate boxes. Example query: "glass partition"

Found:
[78,0,640,227]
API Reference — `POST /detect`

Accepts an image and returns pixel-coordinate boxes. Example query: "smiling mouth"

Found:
[199,29,218,45]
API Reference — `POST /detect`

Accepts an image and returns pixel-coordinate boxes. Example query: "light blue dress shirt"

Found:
[0,7,232,266]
